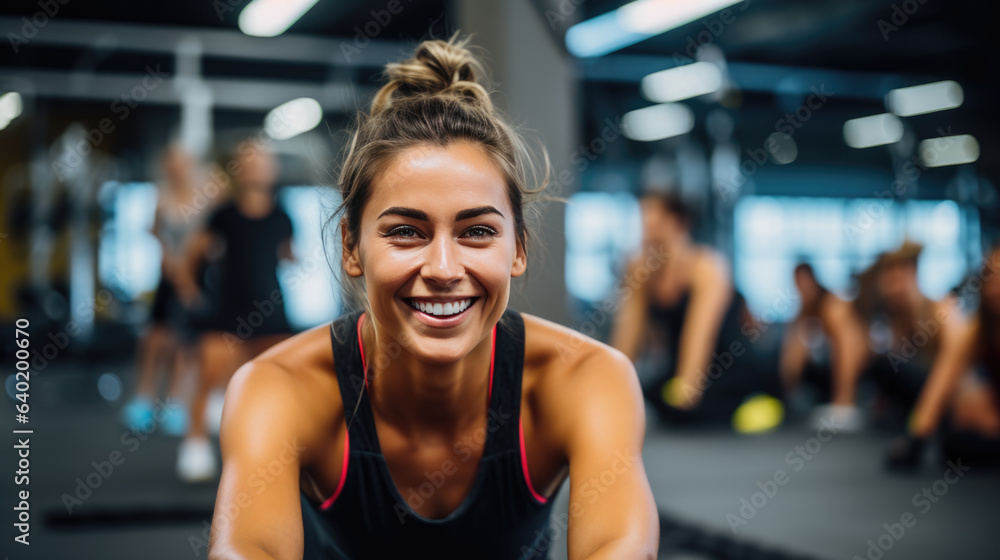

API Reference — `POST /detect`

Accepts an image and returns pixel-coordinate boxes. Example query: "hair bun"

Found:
[372,35,491,114]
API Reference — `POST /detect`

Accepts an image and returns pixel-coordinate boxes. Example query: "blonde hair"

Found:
[332,34,549,310]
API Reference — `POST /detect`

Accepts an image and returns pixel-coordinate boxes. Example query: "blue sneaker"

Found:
[161,400,190,437]
[122,396,154,432]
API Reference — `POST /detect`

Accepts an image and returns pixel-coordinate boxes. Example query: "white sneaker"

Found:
[205,388,226,436]
[177,437,217,482]
[811,404,865,433]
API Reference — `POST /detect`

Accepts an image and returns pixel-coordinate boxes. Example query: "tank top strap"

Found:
[329,309,381,454]
[484,308,526,456]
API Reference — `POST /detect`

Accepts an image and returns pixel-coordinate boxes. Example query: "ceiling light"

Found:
[843,113,903,149]
[238,0,319,37]
[641,62,723,103]
[887,80,963,117]
[622,103,694,141]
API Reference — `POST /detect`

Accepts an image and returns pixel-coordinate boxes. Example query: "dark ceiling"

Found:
[573,0,997,82]
[0,0,450,38]
[1,0,995,187]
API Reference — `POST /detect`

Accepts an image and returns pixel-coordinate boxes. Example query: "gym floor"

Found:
[3,362,997,559]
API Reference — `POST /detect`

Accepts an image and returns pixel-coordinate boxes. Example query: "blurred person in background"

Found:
[780,262,868,429]
[851,241,964,430]
[121,145,205,436]
[176,139,296,481]
[887,243,1000,470]
[611,191,781,426]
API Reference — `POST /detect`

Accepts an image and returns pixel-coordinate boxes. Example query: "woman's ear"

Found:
[511,238,527,278]
[342,220,363,277]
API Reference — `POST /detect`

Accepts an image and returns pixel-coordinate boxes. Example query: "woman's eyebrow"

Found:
[456,206,504,221]
[377,207,428,220]
[377,206,505,221]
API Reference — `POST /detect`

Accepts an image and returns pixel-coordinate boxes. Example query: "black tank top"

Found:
[648,291,742,374]
[300,308,559,559]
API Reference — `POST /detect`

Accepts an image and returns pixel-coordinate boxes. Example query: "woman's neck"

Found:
[656,236,695,277]
[360,316,494,440]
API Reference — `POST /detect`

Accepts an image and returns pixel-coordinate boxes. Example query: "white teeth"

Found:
[408,298,473,317]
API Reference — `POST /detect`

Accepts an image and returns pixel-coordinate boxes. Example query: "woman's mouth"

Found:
[403,297,480,326]
[405,297,476,317]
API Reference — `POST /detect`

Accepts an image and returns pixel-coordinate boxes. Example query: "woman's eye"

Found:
[465,226,497,239]
[387,226,420,238]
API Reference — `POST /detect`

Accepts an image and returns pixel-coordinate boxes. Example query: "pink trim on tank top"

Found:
[320,313,368,510]
[519,419,548,504]
[320,431,349,510]
[322,313,503,509]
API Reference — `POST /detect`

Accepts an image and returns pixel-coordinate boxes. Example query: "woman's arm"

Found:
[778,318,810,392]
[909,302,976,438]
[609,257,650,363]
[821,297,871,407]
[671,250,732,408]
[552,347,659,560]
[174,229,213,306]
[209,361,313,560]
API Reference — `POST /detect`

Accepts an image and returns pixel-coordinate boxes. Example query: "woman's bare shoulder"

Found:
[225,323,343,464]
[520,312,634,381]
[518,311,641,449]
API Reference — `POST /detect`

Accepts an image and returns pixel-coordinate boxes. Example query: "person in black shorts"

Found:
[177,139,295,481]
[207,36,659,559]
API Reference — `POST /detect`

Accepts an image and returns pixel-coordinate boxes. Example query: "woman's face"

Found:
[344,141,526,364]
[794,269,821,305]
[877,261,918,307]
[233,143,277,196]
[639,197,685,247]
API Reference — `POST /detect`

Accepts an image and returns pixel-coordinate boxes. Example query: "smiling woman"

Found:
[207,34,659,560]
